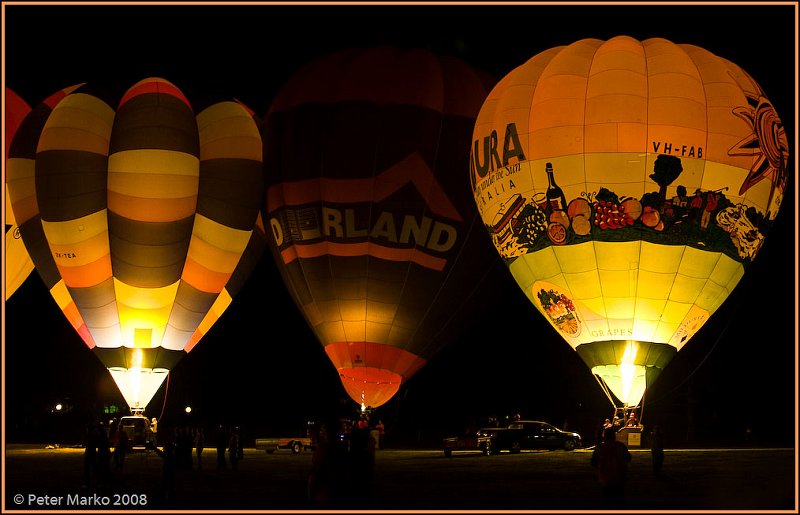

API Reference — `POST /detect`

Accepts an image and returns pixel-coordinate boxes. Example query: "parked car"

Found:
[443,432,493,457]
[480,420,581,453]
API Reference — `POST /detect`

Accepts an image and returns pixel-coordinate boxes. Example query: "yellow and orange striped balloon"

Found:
[6,78,266,411]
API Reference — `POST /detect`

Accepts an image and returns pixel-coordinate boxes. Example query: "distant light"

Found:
[55,403,63,411]
[185,406,192,414]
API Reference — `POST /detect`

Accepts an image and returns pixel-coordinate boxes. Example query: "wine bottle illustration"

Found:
[545,162,567,214]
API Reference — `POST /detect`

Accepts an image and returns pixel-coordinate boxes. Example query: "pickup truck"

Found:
[255,436,315,454]
[479,420,582,453]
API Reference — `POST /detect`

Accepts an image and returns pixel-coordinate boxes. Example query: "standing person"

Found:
[591,426,632,508]
[650,425,665,477]
[111,424,128,471]
[216,425,228,471]
[194,427,205,470]
[96,422,112,486]
[83,423,99,488]
[228,427,240,470]
[374,419,386,450]
[308,418,349,508]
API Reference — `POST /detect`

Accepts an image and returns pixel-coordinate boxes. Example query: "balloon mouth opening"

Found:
[338,368,403,409]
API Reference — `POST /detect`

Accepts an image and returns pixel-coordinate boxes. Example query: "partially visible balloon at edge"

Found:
[5,87,35,300]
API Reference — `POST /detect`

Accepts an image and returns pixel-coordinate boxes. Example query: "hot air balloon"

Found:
[6,78,266,413]
[262,47,498,409]
[5,87,35,300]
[469,36,789,411]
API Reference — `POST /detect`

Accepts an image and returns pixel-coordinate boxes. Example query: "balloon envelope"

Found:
[470,36,789,407]
[5,87,35,300]
[6,78,266,411]
[262,47,497,408]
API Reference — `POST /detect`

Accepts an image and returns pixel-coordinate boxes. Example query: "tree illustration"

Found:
[649,154,684,205]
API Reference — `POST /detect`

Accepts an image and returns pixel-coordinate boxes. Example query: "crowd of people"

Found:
[307,412,386,509]
[591,409,666,508]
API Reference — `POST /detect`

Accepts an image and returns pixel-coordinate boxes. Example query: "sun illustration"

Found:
[729,83,789,200]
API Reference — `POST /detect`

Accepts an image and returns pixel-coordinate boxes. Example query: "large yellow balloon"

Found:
[6,78,266,412]
[470,36,789,408]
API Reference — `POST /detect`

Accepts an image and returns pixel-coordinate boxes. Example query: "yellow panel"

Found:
[40,210,107,245]
[634,297,667,321]
[604,297,635,319]
[109,149,199,177]
[530,97,586,128]
[319,321,346,345]
[342,320,366,342]
[186,236,241,274]
[6,160,36,204]
[529,125,585,159]
[118,304,173,329]
[631,319,658,342]
[366,301,397,325]
[710,254,743,286]
[209,288,233,318]
[119,324,166,349]
[668,274,706,304]
[37,127,109,155]
[317,300,342,322]
[640,242,683,273]
[677,246,721,278]
[660,301,692,324]
[586,93,647,127]
[339,299,367,321]
[694,281,729,312]
[365,322,392,343]
[636,270,674,300]
[585,153,648,191]
[599,269,634,297]
[192,214,252,253]
[583,318,611,338]
[114,279,180,310]
[595,240,641,271]
[518,249,561,281]
[49,279,74,310]
[577,297,607,320]
[653,322,679,345]
[723,265,745,292]
[45,230,109,268]
[564,270,601,300]
[44,92,115,130]
[134,327,153,348]
[554,242,596,274]
[509,258,538,293]
[108,171,199,200]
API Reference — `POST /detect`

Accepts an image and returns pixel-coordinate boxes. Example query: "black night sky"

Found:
[2,2,796,447]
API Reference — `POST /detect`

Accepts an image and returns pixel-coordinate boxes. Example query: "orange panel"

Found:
[325,341,426,384]
[181,257,231,293]
[338,368,403,408]
[118,78,191,109]
[76,323,96,349]
[107,190,197,222]
[58,255,112,288]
